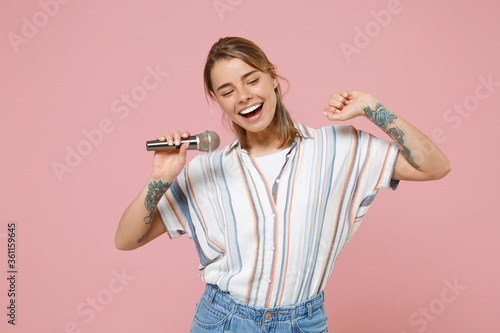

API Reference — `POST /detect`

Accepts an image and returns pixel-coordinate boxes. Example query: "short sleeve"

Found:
[342,127,400,245]
[156,170,192,239]
[356,128,400,193]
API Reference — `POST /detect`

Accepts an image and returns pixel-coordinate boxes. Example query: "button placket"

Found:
[263,221,274,285]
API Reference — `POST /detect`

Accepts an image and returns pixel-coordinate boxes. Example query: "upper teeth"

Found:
[240,103,262,115]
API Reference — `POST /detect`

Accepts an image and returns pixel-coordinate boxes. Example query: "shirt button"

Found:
[275,179,280,183]
[266,278,271,284]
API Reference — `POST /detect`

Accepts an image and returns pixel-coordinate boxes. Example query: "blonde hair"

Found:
[203,37,300,150]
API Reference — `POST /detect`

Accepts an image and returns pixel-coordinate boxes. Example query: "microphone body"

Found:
[146,131,220,153]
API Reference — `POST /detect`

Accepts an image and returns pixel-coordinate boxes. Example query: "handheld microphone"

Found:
[146,131,220,153]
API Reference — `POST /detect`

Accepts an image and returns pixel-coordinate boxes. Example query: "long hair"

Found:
[203,37,300,150]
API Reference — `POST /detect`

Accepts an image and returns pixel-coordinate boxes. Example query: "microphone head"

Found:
[198,131,220,152]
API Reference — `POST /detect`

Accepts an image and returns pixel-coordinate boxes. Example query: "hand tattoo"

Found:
[364,103,420,169]
[137,180,170,243]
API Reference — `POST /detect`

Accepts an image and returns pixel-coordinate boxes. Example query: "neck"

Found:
[246,128,285,157]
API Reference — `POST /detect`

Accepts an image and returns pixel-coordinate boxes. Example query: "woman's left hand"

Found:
[324,90,379,121]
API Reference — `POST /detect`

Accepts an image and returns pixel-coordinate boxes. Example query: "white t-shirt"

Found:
[254,148,291,185]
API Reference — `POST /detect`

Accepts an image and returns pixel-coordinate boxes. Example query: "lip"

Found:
[237,102,264,123]
[238,102,263,115]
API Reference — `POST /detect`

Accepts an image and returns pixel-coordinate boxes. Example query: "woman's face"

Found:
[210,58,277,136]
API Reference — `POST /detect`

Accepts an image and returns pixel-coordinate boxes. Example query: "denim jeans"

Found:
[190,284,328,332]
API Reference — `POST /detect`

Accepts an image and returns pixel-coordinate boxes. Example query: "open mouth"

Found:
[239,103,263,118]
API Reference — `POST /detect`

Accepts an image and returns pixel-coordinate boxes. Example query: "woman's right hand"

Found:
[150,130,191,182]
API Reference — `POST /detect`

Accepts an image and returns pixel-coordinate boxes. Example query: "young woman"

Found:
[115,37,451,332]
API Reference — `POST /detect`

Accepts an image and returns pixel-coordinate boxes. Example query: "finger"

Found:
[324,107,346,121]
[324,106,341,114]
[172,130,182,145]
[177,142,189,163]
[323,109,338,121]
[330,93,342,100]
[327,99,345,109]
[181,131,190,139]
[324,106,340,116]
[341,90,354,101]
[156,134,166,141]
[331,93,349,105]
[179,141,189,153]
[340,90,351,99]
[164,132,174,145]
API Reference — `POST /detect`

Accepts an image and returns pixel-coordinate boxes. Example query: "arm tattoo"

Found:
[364,103,420,169]
[137,180,170,243]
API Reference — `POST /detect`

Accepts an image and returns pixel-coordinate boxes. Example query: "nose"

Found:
[237,86,252,103]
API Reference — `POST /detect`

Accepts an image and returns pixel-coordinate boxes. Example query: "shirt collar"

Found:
[225,122,314,156]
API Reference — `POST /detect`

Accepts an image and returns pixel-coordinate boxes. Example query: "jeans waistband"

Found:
[201,284,324,323]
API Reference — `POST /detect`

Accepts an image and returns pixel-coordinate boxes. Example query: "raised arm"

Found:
[324,90,451,181]
[115,130,190,251]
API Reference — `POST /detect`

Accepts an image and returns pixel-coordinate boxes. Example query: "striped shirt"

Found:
[157,123,399,308]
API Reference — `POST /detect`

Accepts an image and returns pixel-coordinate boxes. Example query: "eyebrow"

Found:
[216,70,260,92]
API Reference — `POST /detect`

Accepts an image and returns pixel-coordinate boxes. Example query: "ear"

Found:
[273,77,278,89]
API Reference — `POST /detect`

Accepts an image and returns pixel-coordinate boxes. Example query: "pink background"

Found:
[1,0,499,332]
